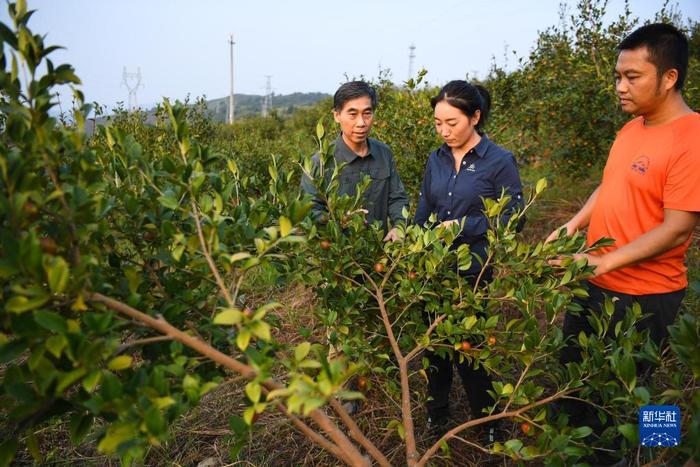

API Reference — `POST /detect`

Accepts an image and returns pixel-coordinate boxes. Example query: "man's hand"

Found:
[545,221,577,243]
[549,253,607,277]
[383,227,401,242]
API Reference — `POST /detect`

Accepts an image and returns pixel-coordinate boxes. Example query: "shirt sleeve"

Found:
[663,142,700,212]
[387,155,410,225]
[300,154,328,222]
[414,156,434,227]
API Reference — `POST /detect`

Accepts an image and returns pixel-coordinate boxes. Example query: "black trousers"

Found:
[560,281,685,425]
[426,348,494,420]
[426,271,495,421]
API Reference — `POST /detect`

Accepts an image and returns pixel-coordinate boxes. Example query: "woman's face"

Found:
[433,101,480,152]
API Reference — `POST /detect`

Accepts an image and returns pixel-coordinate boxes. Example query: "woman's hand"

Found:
[440,219,459,228]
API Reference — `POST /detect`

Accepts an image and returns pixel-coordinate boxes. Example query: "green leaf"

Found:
[69,413,93,444]
[617,423,638,443]
[570,426,592,439]
[82,370,102,393]
[279,216,292,237]
[501,383,514,395]
[0,439,17,467]
[97,423,136,454]
[504,438,523,452]
[45,256,69,294]
[463,315,477,330]
[25,431,41,463]
[245,382,261,403]
[107,355,133,371]
[5,294,49,313]
[172,245,186,262]
[294,342,311,361]
[236,328,251,351]
[56,368,87,393]
[213,308,242,325]
[229,415,248,435]
[45,335,67,358]
[228,252,252,263]
[243,406,256,425]
[535,177,547,195]
[158,194,180,210]
[34,310,68,334]
[250,321,271,341]
[316,120,325,140]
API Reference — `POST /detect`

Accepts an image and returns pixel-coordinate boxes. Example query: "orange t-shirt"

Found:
[588,113,700,295]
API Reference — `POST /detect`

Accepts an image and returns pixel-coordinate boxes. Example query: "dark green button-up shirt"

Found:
[301,135,409,228]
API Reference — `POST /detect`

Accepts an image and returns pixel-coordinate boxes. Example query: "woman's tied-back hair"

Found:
[431,80,491,132]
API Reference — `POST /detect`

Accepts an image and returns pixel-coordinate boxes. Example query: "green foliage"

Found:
[486,0,699,175]
[1,1,699,466]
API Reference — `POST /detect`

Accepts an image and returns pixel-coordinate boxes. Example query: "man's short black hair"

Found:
[333,81,377,111]
[618,23,689,90]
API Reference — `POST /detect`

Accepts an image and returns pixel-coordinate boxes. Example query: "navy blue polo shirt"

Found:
[414,135,524,276]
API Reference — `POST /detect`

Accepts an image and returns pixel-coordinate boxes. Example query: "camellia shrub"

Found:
[1,2,699,466]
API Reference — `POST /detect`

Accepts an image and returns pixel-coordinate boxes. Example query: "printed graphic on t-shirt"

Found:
[631,156,650,175]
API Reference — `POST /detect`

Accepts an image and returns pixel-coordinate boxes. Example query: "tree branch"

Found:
[86,292,371,467]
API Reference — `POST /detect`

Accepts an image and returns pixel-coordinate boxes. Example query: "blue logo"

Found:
[631,156,650,175]
[639,405,680,447]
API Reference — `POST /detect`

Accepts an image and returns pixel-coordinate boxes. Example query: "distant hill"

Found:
[86,92,330,134]
[205,92,330,121]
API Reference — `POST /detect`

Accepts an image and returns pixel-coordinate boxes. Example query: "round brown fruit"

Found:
[243,307,253,318]
[408,271,417,280]
[23,201,39,220]
[143,231,157,242]
[460,341,471,351]
[374,263,385,273]
[487,335,497,346]
[357,376,367,390]
[520,422,531,435]
[40,237,58,255]
[320,239,331,250]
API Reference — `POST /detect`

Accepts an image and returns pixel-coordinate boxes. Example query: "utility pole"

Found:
[408,43,416,81]
[262,75,272,117]
[228,34,235,124]
[121,66,143,111]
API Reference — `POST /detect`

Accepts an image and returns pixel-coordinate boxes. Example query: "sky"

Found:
[2,0,699,112]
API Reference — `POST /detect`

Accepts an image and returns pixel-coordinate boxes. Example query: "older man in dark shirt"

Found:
[301,81,409,240]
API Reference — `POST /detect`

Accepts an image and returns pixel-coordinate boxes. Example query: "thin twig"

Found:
[117,335,173,353]
[190,199,234,306]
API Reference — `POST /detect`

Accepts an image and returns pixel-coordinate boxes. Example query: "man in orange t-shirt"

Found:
[546,23,699,456]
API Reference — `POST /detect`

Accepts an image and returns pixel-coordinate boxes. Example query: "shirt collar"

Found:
[438,134,490,159]
[334,134,373,163]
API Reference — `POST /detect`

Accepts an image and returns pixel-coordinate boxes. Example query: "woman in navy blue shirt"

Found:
[415,81,524,442]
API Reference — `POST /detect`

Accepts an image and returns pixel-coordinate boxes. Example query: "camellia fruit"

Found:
[374,263,385,273]
[488,335,497,346]
[320,239,331,250]
[40,237,58,255]
[521,422,531,435]
[460,341,471,351]
[357,376,367,390]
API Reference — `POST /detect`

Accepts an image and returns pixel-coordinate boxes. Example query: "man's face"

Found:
[614,46,675,116]
[334,96,374,146]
